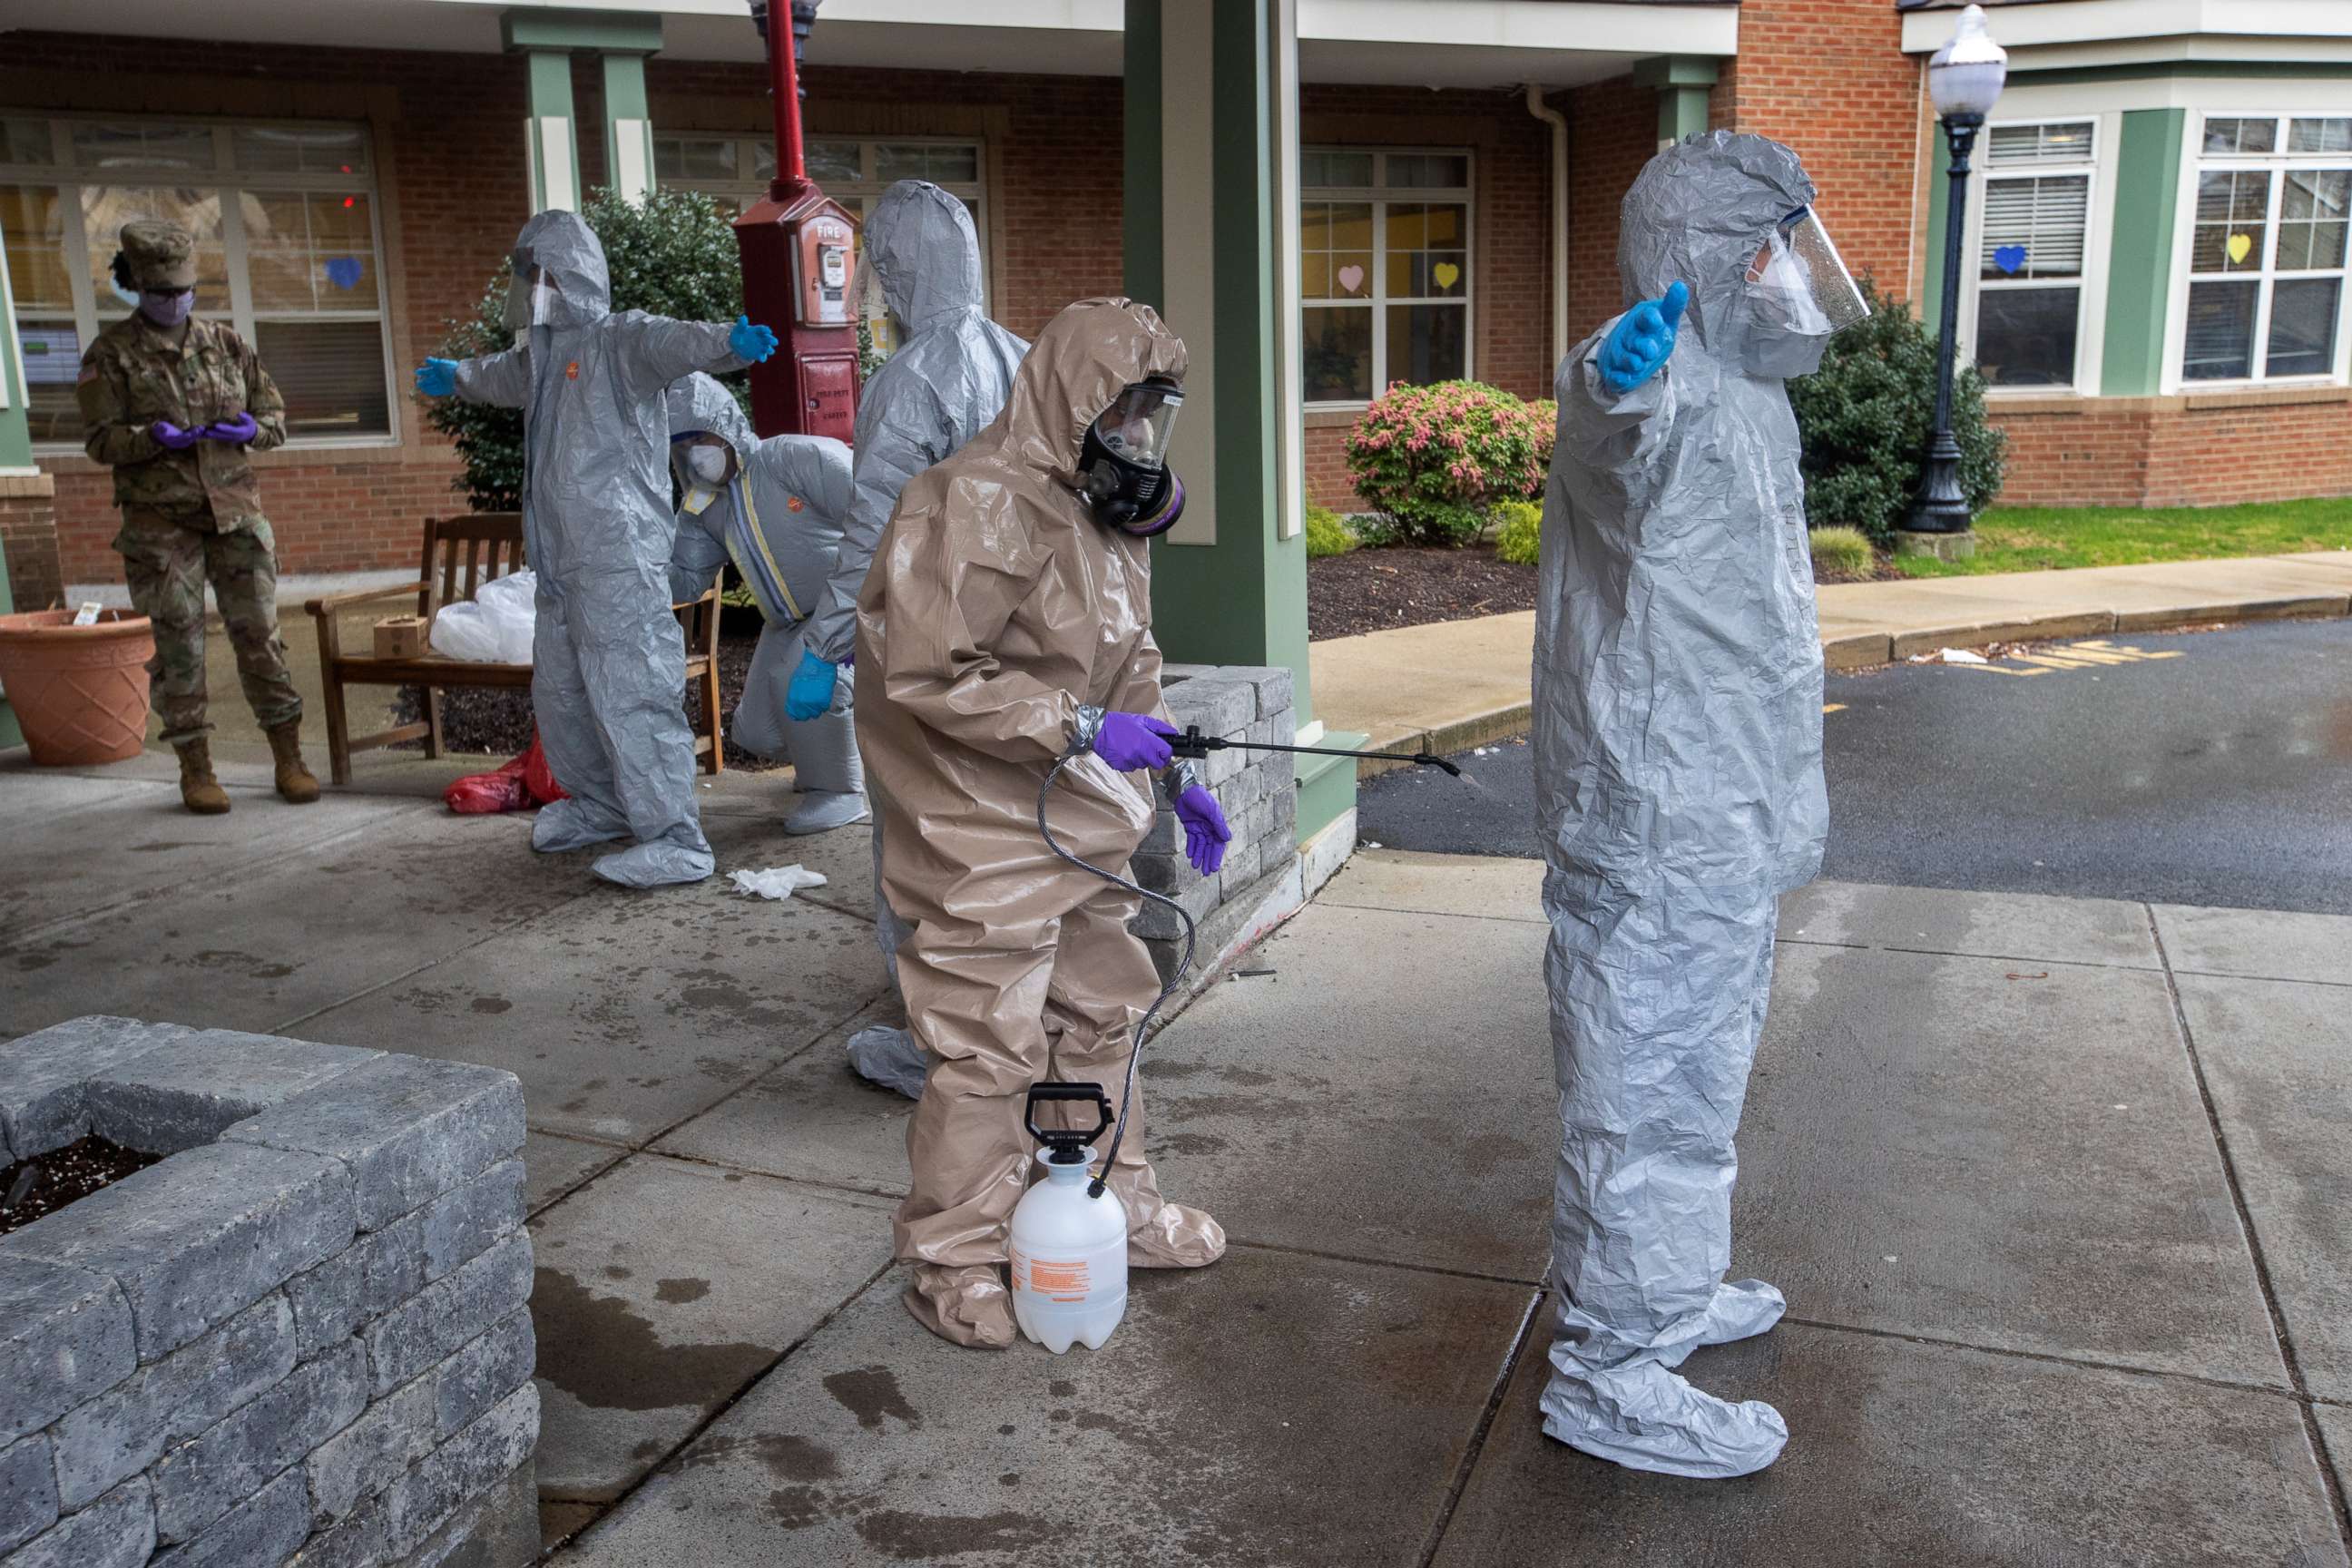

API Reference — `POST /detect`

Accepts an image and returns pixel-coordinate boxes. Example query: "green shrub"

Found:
[1787,277,2006,546]
[1493,499,1543,566]
[423,187,756,512]
[1304,504,1358,559]
[1345,380,1553,547]
[1808,525,1874,579]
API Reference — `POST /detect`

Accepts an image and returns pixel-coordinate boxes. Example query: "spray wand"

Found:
[1034,728,1465,1200]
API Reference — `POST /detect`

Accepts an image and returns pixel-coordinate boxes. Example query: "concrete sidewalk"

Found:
[6,754,2352,1563]
[1314,549,2352,758]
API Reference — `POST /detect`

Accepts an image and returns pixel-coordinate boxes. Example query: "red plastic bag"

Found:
[522,730,567,805]
[444,753,531,814]
[444,728,569,815]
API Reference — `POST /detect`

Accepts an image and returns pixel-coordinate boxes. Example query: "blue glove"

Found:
[148,420,201,452]
[785,647,839,721]
[730,315,779,365]
[1175,785,1230,877]
[200,410,258,445]
[414,358,458,397]
[1090,711,1177,773]
[1598,280,1689,394]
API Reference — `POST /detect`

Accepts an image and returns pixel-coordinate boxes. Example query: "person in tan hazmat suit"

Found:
[854,297,1232,1348]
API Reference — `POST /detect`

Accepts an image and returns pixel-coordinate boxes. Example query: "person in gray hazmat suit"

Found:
[792,181,1028,1097]
[662,374,865,833]
[1533,131,1867,1479]
[416,211,778,887]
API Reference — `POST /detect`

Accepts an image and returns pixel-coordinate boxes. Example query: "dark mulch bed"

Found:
[1817,558,1912,584]
[0,1135,164,1237]
[389,629,781,771]
[1309,544,1539,641]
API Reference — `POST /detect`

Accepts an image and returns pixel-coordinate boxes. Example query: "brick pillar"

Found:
[0,472,62,612]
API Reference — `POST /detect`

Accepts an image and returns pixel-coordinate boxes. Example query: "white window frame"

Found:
[1961,116,2100,395]
[1,110,398,455]
[2171,109,2352,389]
[1299,145,1475,411]
[651,130,988,344]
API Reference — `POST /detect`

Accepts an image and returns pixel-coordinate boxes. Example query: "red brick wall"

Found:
[1565,75,1660,345]
[1298,84,1558,511]
[1988,394,2352,507]
[0,477,63,612]
[1715,0,1926,300]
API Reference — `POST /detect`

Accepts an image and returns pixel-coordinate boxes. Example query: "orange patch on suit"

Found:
[787,495,805,513]
[565,360,580,380]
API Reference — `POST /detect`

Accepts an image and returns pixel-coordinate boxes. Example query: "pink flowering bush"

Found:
[1345,380,1556,546]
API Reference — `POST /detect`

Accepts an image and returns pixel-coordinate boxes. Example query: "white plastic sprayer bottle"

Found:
[1010,1084,1129,1353]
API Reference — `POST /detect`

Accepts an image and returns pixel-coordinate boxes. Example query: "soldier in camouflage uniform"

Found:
[76,220,319,814]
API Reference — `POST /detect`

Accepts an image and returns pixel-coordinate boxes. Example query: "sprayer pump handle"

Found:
[1024,1082,1115,1152]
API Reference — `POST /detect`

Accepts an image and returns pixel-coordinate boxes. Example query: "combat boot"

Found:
[175,739,231,815]
[265,720,320,804]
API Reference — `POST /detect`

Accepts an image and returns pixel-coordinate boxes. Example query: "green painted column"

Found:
[0,201,32,474]
[1923,121,1952,339]
[600,50,657,205]
[522,48,581,212]
[502,9,663,211]
[1126,0,1359,841]
[1633,56,1720,147]
[2102,107,2187,397]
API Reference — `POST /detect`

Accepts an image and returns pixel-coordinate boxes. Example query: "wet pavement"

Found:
[7,744,2352,1564]
[1359,616,2352,915]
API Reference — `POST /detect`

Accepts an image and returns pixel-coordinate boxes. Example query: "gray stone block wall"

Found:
[1138,665,1302,982]
[0,1020,538,1568]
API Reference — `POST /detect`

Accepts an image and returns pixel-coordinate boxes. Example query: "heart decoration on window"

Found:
[1337,264,1367,295]
[1432,261,1461,290]
[324,257,364,290]
[1991,245,2027,276]
[2226,232,2254,264]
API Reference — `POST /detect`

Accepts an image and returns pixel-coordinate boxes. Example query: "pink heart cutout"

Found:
[1338,264,1366,295]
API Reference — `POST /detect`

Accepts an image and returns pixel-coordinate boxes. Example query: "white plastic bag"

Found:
[430,569,538,664]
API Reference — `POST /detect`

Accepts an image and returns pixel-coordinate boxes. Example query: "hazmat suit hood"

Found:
[1618,131,1813,360]
[851,298,1220,1344]
[664,371,756,472]
[513,209,611,332]
[1527,130,1828,1480]
[863,181,986,338]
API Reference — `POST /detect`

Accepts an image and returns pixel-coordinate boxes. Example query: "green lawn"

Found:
[1895,497,2352,577]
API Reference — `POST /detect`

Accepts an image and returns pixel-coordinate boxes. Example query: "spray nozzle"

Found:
[1024,1083,1114,1171]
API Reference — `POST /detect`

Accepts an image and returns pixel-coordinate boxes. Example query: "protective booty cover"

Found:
[591,838,716,888]
[905,1262,1016,1349]
[1534,130,1827,1481]
[785,789,870,836]
[1658,1278,1786,1370]
[846,1024,927,1101]
[1539,1354,1788,1480]
[1123,1200,1225,1269]
[532,796,627,853]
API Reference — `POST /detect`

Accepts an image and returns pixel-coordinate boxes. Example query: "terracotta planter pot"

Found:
[0,609,155,765]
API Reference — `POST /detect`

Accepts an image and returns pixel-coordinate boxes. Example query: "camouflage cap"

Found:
[117,220,197,290]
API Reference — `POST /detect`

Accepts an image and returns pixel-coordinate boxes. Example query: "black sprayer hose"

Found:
[1035,749,1198,1200]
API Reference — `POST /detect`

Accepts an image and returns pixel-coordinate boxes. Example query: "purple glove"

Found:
[148,420,201,451]
[201,411,259,445]
[1091,710,1177,773]
[1175,785,1230,877]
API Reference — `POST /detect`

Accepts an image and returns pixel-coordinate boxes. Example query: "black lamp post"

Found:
[1904,5,2007,546]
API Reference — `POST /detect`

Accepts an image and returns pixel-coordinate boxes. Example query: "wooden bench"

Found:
[304,512,722,787]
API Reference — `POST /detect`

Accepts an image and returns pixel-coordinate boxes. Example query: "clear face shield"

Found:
[1740,208,1869,377]
[1078,379,1187,537]
[670,433,735,514]
[505,261,558,332]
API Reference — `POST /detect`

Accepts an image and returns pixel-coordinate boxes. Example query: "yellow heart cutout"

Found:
[2227,231,2253,264]
[1433,261,1461,290]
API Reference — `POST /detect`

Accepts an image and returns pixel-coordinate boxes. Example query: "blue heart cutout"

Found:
[324,256,364,290]
[1992,245,2027,276]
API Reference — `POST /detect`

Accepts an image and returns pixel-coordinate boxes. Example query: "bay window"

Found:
[1300,149,1472,406]
[1,113,394,447]
[2182,113,2352,383]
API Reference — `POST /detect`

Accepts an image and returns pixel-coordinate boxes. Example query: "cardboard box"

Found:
[374,615,428,659]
